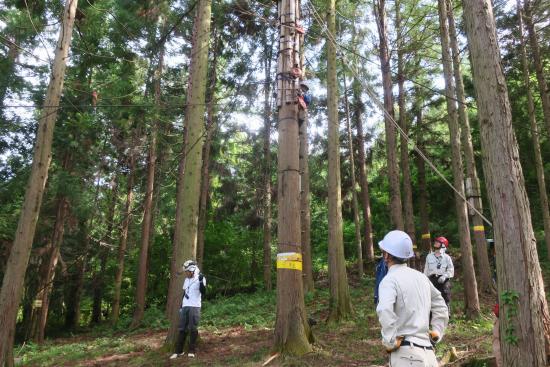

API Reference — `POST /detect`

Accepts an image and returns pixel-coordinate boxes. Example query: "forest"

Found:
[1,0,550,366]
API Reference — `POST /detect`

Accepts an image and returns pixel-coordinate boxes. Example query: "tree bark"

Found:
[523,0,550,136]
[438,0,479,318]
[0,0,78,363]
[343,76,363,278]
[353,80,374,263]
[299,113,314,292]
[395,0,416,253]
[165,0,211,346]
[111,138,137,325]
[374,0,404,230]
[447,0,492,293]
[517,2,550,262]
[273,0,313,355]
[462,1,550,365]
[326,0,352,323]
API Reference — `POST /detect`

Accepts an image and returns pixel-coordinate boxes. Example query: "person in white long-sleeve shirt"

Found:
[376,230,449,367]
[170,260,206,360]
[423,236,454,311]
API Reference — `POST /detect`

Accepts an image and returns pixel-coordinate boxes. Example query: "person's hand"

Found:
[199,273,204,282]
[429,330,440,346]
[385,336,404,353]
[438,275,447,284]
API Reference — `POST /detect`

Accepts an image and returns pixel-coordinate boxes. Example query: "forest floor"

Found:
[16,275,498,367]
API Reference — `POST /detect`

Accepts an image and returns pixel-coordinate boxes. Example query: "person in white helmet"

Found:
[376,230,449,367]
[170,260,206,360]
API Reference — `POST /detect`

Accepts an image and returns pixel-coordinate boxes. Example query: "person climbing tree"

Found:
[376,230,448,366]
[423,236,454,313]
[170,260,207,359]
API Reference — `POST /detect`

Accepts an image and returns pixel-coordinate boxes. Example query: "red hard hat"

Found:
[434,236,449,247]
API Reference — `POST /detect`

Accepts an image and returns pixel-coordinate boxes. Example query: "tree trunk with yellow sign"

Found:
[273,0,313,355]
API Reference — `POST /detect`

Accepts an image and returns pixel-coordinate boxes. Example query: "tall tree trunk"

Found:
[197,36,220,270]
[273,0,313,355]
[437,0,479,318]
[111,140,137,325]
[374,0,403,230]
[262,34,274,291]
[165,0,211,346]
[65,223,89,330]
[395,0,416,252]
[463,0,550,365]
[413,93,431,256]
[353,80,374,262]
[32,196,69,343]
[91,171,119,324]
[327,0,352,323]
[343,76,363,277]
[447,0,493,293]
[131,36,165,329]
[523,0,550,136]
[517,2,550,261]
[0,0,78,363]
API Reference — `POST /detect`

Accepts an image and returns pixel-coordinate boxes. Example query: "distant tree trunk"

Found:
[437,0,479,318]
[447,0,492,293]
[463,0,550,365]
[65,223,89,330]
[0,0,78,363]
[166,0,211,346]
[413,93,431,256]
[32,195,69,343]
[111,139,137,325]
[523,0,550,136]
[374,0,403,230]
[197,36,221,270]
[261,34,274,291]
[344,76,363,277]
[353,80,374,262]
[395,0,416,254]
[91,171,119,324]
[131,47,164,329]
[273,0,313,354]
[327,0,352,323]
[300,113,314,292]
[517,2,550,261]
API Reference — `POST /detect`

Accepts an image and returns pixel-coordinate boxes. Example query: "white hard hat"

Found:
[378,230,414,259]
[186,264,197,273]
[183,260,196,272]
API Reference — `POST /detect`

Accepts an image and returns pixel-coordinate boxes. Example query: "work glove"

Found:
[199,273,204,282]
[385,336,404,353]
[438,275,447,284]
[429,330,440,346]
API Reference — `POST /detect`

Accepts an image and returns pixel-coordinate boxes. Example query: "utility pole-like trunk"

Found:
[326,0,352,323]
[0,0,78,363]
[112,139,137,325]
[273,0,313,355]
[517,2,550,262]
[131,40,165,328]
[437,0,479,318]
[374,0,403,230]
[343,76,363,277]
[447,0,492,293]
[353,80,374,262]
[165,0,211,346]
[523,0,550,136]
[395,0,416,257]
[463,0,550,365]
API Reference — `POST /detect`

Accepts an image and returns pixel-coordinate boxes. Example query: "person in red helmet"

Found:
[423,237,454,313]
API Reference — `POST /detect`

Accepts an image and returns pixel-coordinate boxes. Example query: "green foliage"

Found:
[500,290,520,346]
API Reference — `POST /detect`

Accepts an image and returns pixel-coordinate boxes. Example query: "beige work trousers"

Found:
[389,345,438,367]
